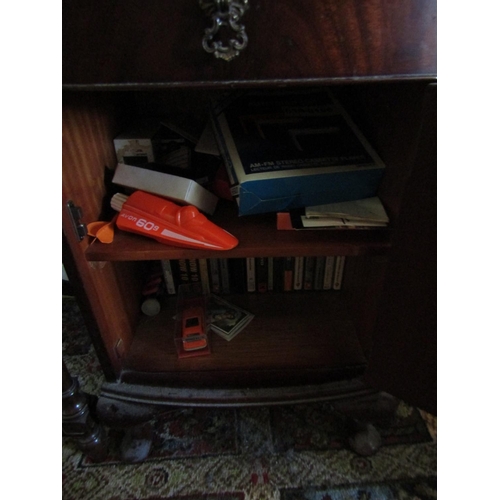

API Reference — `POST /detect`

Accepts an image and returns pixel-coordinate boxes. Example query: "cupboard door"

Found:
[364,84,436,415]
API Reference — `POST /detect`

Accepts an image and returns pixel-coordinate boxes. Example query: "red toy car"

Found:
[181,306,208,351]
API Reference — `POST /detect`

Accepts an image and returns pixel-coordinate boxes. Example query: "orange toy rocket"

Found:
[111,191,238,251]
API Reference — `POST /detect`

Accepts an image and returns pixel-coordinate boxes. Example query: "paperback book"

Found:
[277,196,389,230]
[305,196,389,223]
[208,295,255,341]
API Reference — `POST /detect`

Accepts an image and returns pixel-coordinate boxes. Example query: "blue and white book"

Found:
[210,88,386,216]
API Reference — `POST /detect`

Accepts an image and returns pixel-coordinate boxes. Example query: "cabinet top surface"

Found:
[62,0,436,89]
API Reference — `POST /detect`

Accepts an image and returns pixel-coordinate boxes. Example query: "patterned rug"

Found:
[62,297,437,500]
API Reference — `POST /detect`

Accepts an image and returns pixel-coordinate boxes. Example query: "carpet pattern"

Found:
[62,297,437,500]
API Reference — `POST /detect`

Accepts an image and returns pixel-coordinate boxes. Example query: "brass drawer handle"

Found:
[199,0,249,61]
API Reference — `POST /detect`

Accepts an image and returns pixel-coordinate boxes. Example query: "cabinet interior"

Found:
[62,80,431,386]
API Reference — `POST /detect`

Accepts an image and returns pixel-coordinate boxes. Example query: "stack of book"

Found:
[161,256,346,295]
[277,196,389,230]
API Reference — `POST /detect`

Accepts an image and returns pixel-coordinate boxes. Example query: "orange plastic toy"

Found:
[111,190,238,251]
[181,306,208,351]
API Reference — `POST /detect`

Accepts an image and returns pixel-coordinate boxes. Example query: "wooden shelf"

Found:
[85,200,391,261]
[121,292,367,387]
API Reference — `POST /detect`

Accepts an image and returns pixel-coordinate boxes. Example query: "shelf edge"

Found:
[99,378,374,407]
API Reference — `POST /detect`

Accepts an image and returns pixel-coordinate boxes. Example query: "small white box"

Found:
[113,122,161,165]
[112,163,219,215]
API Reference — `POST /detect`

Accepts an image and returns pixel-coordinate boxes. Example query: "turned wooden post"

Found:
[62,359,108,461]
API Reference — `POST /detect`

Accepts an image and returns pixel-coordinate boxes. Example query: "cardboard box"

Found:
[113,121,162,166]
[113,120,200,167]
[112,163,219,215]
[211,88,386,216]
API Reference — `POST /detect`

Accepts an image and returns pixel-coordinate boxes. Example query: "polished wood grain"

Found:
[62,0,436,89]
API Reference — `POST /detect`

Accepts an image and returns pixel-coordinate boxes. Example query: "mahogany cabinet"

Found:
[62,0,437,428]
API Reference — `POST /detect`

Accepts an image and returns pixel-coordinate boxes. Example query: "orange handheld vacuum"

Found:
[111,190,238,251]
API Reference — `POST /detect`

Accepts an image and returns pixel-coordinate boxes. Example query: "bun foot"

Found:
[120,429,153,463]
[348,422,382,456]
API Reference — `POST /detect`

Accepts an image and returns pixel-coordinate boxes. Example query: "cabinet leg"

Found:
[333,391,399,456]
[347,422,382,456]
[62,360,108,462]
[119,422,154,463]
